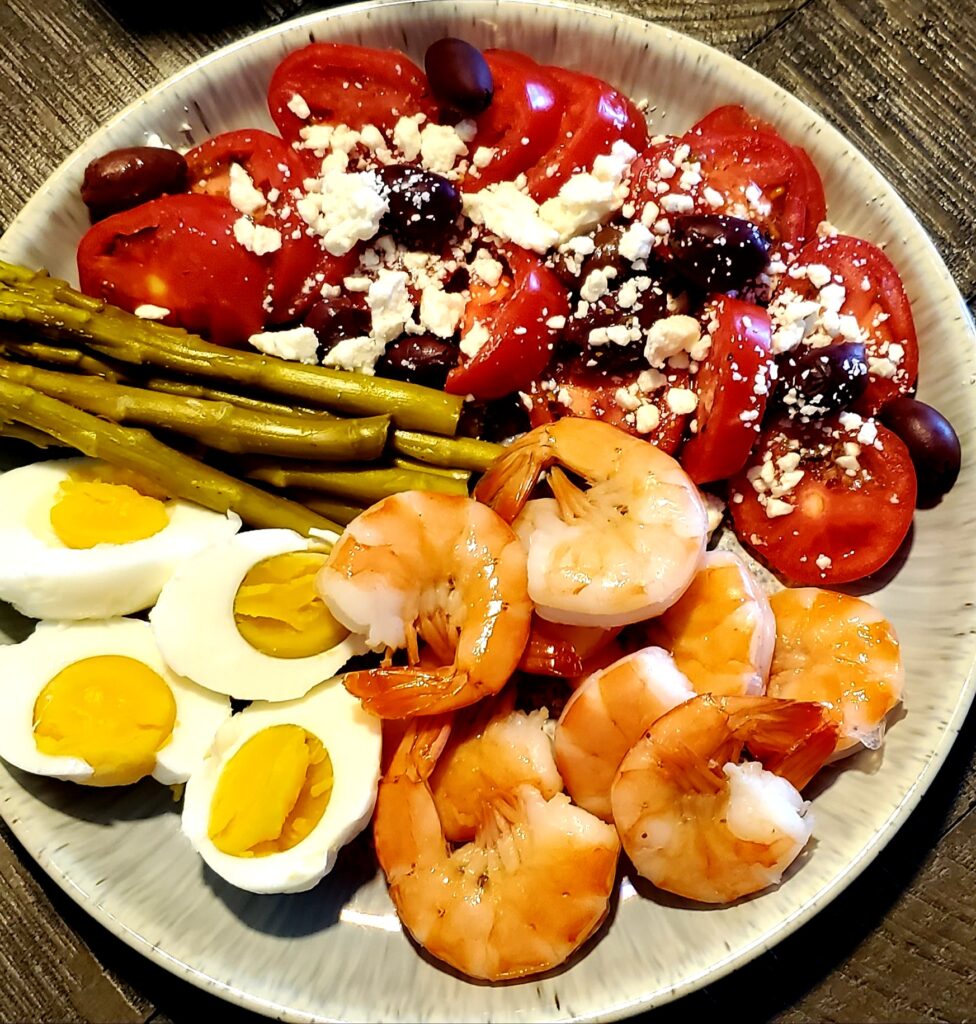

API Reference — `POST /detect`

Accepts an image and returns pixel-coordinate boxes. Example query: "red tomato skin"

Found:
[684,105,826,247]
[680,297,773,484]
[782,234,919,416]
[462,51,564,191]
[445,247,569,401]
[185,129,330,322]
[524,66,648,201]
[728,417,917,586]
[268,43,433,143]
[77,193,269,345]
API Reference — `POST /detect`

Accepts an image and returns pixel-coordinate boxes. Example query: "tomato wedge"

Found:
[462,51,563,191]
[680,296,773,484]
[76,193,270,344]
[525,357,691,455]
[268,42,433,143]
[185,129,355,322]
[523,66,648,201]
[683,105,826,247]
[446,247,569,401]
[776,233,919,416]
[729,415,916,585]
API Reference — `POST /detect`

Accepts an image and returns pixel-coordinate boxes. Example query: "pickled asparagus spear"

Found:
[290,494,366,526]
[0,359,390,461]
[0,265,463,434]
[0,421,63,448]
[390,430,502,473]
[248,461,470,503]
[0,379,341,535]
[145,377,335,419]
[0,337,125,380]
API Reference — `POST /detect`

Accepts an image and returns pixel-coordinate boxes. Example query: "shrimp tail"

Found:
[473,431,554,524]
[723,695,838,788]
[344,665,489,718]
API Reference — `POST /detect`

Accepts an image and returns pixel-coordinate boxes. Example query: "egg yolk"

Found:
[32,655,177,787]
[233,552,349,659]
[50,479,169,548]
[207,725,334,857]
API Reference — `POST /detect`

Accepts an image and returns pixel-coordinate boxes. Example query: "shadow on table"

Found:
[97,0,343,34]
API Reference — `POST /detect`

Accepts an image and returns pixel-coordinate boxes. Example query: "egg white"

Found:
[181,679,382,893]
[149,529,367,702]
[0,618,232,785]
[0,457,242,619]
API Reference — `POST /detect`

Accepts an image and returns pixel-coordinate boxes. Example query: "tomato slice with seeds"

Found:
[523,66,648,201]
[268,43,433,143]
[461,51,564,191]
[525,357,691,455]
[184,129,355,322]
[445,247,569,401]
[683,105,826,247]
[777,233,919,416]
[729,415,916,586]
[76,193,270,344]
[679,296,773,484]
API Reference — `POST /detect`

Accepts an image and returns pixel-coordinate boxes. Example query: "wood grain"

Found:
[0,1,974,1022]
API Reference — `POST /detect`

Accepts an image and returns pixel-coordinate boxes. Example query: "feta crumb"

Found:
[392,113,426,162]
[635,403,661,434]
[580,267,617,303]
[666,387,698,415]
[644,314,702,368]
[134,304,170,320]
[248,326,319,364]
[228,163,266,216]
[366,269,414,345]
[297,169,388,256]
[419,285,466,338]
[420,122,469,175]
[233,217,282,255]
[459,320,490,359]
[321,335,387,375]
[471,249,504,287]
[287,93,311,120]
[618,221,653,262]
[462,182,560,254]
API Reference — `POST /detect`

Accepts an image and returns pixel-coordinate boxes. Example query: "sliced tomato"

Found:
[446,247,569,401]
[525,357,691,455]
[461,51,563,191]
[680,297,773,484]
[76,193,269,344]
[184,129,351,322]
[523,66,648,201]
[729,415,916,585]
[778,234,918,415]
[682,105,826,247]
[268,43,433,143]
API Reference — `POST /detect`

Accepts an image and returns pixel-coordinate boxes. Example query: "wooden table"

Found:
[1,1,974,1020]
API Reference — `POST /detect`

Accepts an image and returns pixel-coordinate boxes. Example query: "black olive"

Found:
[375,336,459,389]
[879,396,961,504]
[302,297,370,355]
[669,213,770,292]
[775,341,869,417]
[81,147,189,221]
[376,164,461,252]
[424,38,494,115]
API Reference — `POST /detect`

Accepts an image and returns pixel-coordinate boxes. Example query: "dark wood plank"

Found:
[0,822,152,1024]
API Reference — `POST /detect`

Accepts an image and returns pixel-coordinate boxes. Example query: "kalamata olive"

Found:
[669,214,771,292]
[376,165,462,252]
[775,341,869,418]
[302,296,370,352]
[879,395,961,504]
[424,38,494,115]
[80,147,189,221]
[375,336,459,389]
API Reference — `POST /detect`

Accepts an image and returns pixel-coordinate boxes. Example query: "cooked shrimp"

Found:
[611,694,838,903]
[374,716,620,981]
[766,588,904,756]
[475,418,708,627]
[430,692,563,841]
[641,550,775,697]
[518,614,623,677]
[317,491,532,718]
[555,646,695,821]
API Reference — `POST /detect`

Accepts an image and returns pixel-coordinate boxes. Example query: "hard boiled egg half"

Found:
[0,457,241,619]
[181,680,381,893]
[150,529,366,702]
[0,618,231,787]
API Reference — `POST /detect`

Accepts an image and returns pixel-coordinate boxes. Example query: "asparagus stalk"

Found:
[0,379,341,536]
[0,359,389,461]
[0,265,463,434]
[0,337,125,380]
[248,461,470,504]
[390,430,502,473]
[290,493,366,526]
[0,421,64,448]
[144,377,336,419]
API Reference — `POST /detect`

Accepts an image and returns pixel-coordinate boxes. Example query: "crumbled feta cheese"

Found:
[248,326,319,364]
[420,122,469,175]
[816,553,833,571]
[660,193,695,215]
[392,113,426,162]
[232,217,282,255]
[546,315,567,330]
[419,286,466,338]
[580,267,617,303]
[462,182,560,254]
[618,221,653,262]
[321,335,387,375]
[134,304,170,320]
[472,146,496,169]
[666,387,698,415]
[644,314,704,368]
[459,320,490,359]
[635,403,661,434]
[297,169,388,256]
[228,163,266,216]
[703,186,725,208]
[366,269,414,344]
[287,93,311,120]
[470,250,504,287]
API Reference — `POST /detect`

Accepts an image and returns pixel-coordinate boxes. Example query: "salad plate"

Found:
[1,1,975,1021]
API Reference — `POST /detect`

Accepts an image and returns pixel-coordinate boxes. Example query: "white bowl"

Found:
[2,1,975,1021]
